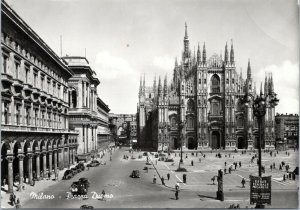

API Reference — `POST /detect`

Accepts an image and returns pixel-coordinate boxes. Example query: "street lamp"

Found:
[252,85,266,209]
[178,120,186,169]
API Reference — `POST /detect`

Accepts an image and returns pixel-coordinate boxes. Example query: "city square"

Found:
[1,0,299,209]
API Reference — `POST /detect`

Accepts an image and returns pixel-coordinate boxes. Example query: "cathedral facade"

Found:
[137,24,278,151]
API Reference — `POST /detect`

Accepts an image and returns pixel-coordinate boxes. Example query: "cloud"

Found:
[153,55,174,71]
[253,60,299,114]
[94,51,135,80]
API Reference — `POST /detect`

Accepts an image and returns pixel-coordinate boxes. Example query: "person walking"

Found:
[153,175,157,184]
[175,182,180,191]
[167,173,170,180]
[101,190,106,201]
[161,177,165,185]
[191,160,194,166]
[241,178,246,188]
[175,188,179,200]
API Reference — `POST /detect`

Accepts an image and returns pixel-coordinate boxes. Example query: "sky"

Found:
[5,0,299,114]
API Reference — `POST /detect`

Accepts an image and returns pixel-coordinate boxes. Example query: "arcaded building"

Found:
[1,1,78,193]
[137,24,279,151]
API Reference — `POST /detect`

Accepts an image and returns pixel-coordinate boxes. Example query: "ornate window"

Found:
[2,54,8,73]
[15,104,21,125]
[237,116,244,128]
[187,99,195,112]
[26,107,30,125]
[171,117,177,128]
[211,74,220,93]
[187,116,194,128]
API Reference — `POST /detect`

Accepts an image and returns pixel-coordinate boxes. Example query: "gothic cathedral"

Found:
[137,24,278,151]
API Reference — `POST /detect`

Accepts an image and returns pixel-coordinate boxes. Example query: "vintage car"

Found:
[75,163,85,172]
[130,170,140,178]
[63,170,74,180]
[80,205,94,209]
[79,177,90,188]
[70,168,78,176]
[87,160,100,167]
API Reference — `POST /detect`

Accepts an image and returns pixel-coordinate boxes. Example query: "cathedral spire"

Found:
[184,22,188,40]
[247,59,251,79]
[202,42,206,63]
[260,82,263,97]
[230,39,234,63]
[197,42,201,64]
[264,73,268,96]
[153,74,157,92]
[163,75,168,96]
[270,73,274,94]
[158,76,162,97]
[224,42,228,63]
[175,57,178,67]
[143,73,145,96]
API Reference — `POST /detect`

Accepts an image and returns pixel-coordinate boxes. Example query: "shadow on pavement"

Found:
[198,194,217,200]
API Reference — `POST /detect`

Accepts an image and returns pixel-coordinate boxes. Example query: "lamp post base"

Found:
[180,159,183,163]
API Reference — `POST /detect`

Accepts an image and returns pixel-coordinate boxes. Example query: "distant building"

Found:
[137,24,279,151]
[109,114,137,144]
[275,113,299,150]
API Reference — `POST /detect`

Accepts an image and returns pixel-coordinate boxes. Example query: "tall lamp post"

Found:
[252,86,266,209]
[177,120,185,169]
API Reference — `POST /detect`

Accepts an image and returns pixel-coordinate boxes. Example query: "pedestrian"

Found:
[175,182,180,191]
[185,154,188,159]
[279,164,282,170]
[191,160,194,166]
[270,165,273,171]
[161,177,165,185]
[239,161,241,168]
[283,174,286,182]
[224,168,227,174]
[273,162,275,169]
[229,167,232,174]
[241,178,246,188]
[211,176,215,184]
[167,173,170,180]
[101,190,106,201]
[175,189,179,200]
[153,175,157,184]
[204,154,206,159]
[234,163,237,170]
[225,162,227,166]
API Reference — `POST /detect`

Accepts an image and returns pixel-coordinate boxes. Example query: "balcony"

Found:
[1,124,78,134]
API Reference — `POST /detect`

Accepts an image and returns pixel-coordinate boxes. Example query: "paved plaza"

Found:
[1,147,298,209]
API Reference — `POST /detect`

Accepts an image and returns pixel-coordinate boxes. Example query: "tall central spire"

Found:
[247,59,251,79]
[184,22,188,40]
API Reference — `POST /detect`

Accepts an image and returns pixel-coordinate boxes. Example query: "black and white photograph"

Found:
[0,0,299,209]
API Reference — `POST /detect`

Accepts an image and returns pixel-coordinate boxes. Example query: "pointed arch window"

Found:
[187,99,195,112]
[237,116,244,128]
[187,116,194,128]
[211,74,220,93]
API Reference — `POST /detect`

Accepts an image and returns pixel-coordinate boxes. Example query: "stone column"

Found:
[18,154,25,189]
[58,148,62,170]
[35,152,40,180]
[42,151,47,178]
[7,155,14,194]
[53,150,57,174]
[72,148,76,164]
[49,151,52,175]
[27,153,33,184]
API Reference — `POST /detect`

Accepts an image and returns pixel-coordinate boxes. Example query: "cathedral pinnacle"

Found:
[184,22,188,39]
[202,42,206,63]
[163,75,168,96]
[247,59,251,79]
[224,42,228,63]
[197,42,201,63]
[230,39,234,63]
[175,57,178,67]
[264,73,268,96]
[158,76,162,96]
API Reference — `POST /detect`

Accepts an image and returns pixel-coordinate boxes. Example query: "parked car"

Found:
[80,205,94,209]
[70,168,78,176]
[130,170,140,178]
[63,170,73,180]
[76,163,85,172]
[87,160,100,167]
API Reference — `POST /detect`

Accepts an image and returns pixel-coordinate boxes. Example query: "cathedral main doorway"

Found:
[237,137,245,149]
[172,137,178,149]
[211,131,220,149]
[187,137,197,150]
